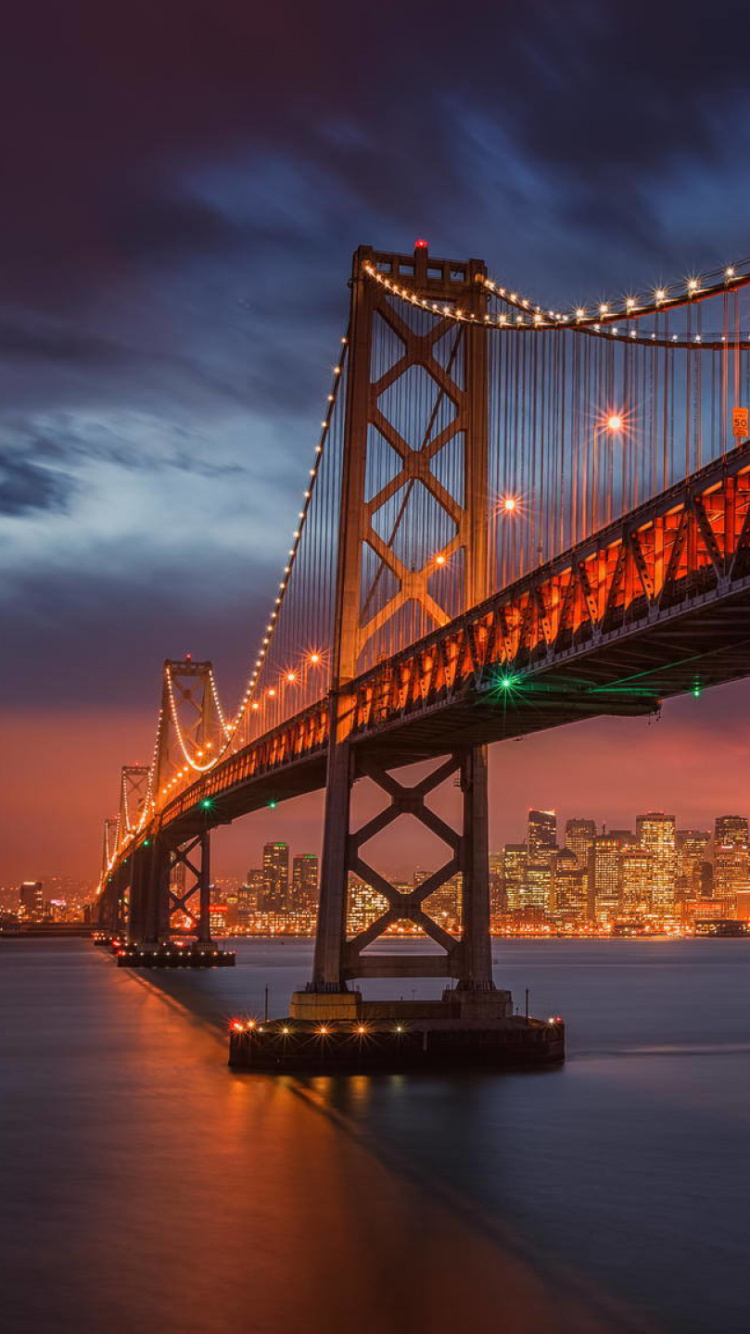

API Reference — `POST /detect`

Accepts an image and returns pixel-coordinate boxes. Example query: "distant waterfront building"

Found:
[18,881,44,920]
[636,813,676,911]
[527,809,557,860]
[502,844,527,912]
[262,842,290,911]
[564,818,596,870]
[592,836,622,922]
[292,853,319,909]
[714,816,749,901]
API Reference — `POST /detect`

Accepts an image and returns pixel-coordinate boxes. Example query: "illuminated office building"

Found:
[552,849,588,923]
[564,818,596,869]
[18,881,44,920]
[676,830,711,899]
[347,880,388,935]
[525,859,552,912]
[527,809,557,860]
[292,853,319,908]
[636,813,676,911]
[714,816,749,901]
[592,836,622,922]
[503,844,527,912]
[619,847,653,912]
[417,870,462,927]
[262,841,290,911]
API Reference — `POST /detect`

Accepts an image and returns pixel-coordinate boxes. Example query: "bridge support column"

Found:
[195,832,212,943]
[124,833,215,946]
[304,741,495,1003]
[139,841,169,944]
[311,734,353,992]
[458,744,494,990]
[126,850,147,941]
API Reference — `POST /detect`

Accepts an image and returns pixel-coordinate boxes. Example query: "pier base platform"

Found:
[116,941,236,969]
[229,991,564,1071]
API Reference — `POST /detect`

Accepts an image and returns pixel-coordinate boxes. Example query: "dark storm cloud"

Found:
[10,418,246,480]
[1,560,271,706]
[0,452,74,516]
[2,1,748,307]
[0,315,125,364]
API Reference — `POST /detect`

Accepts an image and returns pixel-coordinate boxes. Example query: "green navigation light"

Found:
[268,799,277,809]
[200,798,214,810]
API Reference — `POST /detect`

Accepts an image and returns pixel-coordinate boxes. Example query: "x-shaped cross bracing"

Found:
[343,756,464,974]
[358,301,470,656]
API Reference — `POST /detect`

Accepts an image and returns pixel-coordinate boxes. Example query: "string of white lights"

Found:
[142,325,351,815]
[163,665,223,774]
[363,257,750,333]
[218,329,349,745]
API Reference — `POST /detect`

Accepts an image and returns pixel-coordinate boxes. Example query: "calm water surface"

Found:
[1,937,748,1333]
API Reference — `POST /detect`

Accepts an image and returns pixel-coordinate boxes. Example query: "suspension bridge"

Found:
[96,241,750,1058]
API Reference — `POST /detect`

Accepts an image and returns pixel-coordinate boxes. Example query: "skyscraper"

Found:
[714,816,749,901]
[292,853,319,908]
[347,880,388,935]
[636,813,676,911]
[564,818,596,869]
[592,836,621,922]
[715,815,748,847]
[18,881,44,919]
[551,849,588,924]
[262,842,289,911]
[676,830,711,899]
[619,847,653,913]
[503,844,527,912]
[527,809,557,860]
[525,810,557,915]
[525,859,552,912]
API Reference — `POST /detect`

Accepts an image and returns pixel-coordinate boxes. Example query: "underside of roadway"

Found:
[166,571,750,847]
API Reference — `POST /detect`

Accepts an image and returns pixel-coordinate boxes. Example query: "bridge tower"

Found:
[98,818,122,932]
[117,661,219,949]
[298,244,498,1014]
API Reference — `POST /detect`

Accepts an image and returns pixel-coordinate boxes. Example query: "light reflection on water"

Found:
[1,937,748,1333]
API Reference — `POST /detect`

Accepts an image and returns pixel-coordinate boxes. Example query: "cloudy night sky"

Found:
[4,0,750,884]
